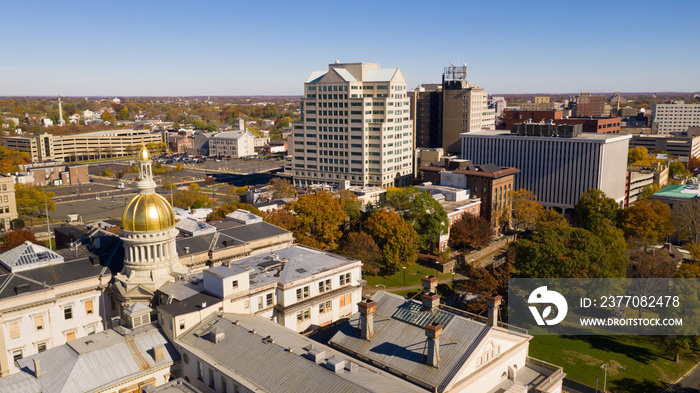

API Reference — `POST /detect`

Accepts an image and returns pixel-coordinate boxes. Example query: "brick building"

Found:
[17,162,89,186]
[500,110,621,133]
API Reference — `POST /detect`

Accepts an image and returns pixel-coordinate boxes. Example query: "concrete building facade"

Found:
[2,130,164,163]
[628,133,700,159]
[0,175,17,230]
[291,62,414,188]
[208,130,255,158]
[461,128,632,212]
[653,101,700,134]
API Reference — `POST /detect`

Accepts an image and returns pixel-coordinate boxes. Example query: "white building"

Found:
[653,101,700,134]
[291,62,414,188]
[461,128,631,213]
[208,130,256,158]
[157,245,363,339]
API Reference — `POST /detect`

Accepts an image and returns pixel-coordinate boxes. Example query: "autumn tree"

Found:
[0,229,40,251]
[172,183,211,209]
[536,208,569,230]
[217,185,241,206]
[338,190,362,231]
[287,191,345,249]
[339,232,381,275]
[0,146,30,173]
[669,161,688,179]
[512,225,626,278]
[458,255,513,314]
[672,198,700,243]
[637,183,662,200]
[383,187,448,252]
[364,209,419,274]
[267,178,296,199]
[688,156,700,173]
[510,188,543,230]
[264,208,296,231]
[117,105,129,120]
[101,111,116,124]
[449,215,493,251]
[15,183,55,216]
[619,200,673,244]
[628,146,651,165]
[573,189,619,231]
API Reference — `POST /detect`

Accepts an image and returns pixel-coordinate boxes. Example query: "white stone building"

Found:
[208,130,256,158]
[291,62,414,188]
[653,101,700,134]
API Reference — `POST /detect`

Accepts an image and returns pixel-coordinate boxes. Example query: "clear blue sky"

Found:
[1,0,698,96]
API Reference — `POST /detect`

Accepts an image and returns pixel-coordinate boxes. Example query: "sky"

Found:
[1,0,699,96]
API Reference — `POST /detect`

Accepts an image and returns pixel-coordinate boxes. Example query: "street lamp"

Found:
[402,266,407,287]
[600,364,607,393]
[452,272,455,286]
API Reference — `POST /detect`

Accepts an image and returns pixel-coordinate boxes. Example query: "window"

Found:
[232,280,238,289]
[296,286,310,301]
[86,325,96,335]
[197,361,203,381]
[12,349,22,361]
[318,279,331,293]
[339,273,351,286]
[85,300,94,315]
[297,308,311,321]
[66,331,76,341]
[9,322,19,339]
[208,368,215,388]
[179,320,185,330]
[64,305,73,320]
[258,296,263,309]
[221,376,227,392]
[319,300,332,314]
[339,293,352,307]
[37,342,47,353]
[266,293,273,306]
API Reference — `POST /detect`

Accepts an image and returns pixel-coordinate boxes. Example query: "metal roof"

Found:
[329,291,490,393]
[306,71,327,83]
[0,241,64,272]
[176,218,217,237]
[364,69,398,82]
[333,69,357,82]
[177,314,424,393]
[6,327,176,393]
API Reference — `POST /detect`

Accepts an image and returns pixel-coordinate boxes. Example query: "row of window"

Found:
[295,273,352,301]
[6,300,94,340]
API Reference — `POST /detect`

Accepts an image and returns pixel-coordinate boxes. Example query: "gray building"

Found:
[461,126,632,212]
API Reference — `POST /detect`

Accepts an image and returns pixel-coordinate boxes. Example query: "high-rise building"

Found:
[461,125,631,213]
[410,65,494,155]
[291,62,413,188]
[652,101,700,134]
[573,92,606,117]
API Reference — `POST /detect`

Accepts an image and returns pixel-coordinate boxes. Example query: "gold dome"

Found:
[138,145,151,162]
[121,193,175,232]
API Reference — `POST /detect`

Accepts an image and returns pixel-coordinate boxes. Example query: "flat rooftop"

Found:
[460,129,632,143]
[653,184,699,199]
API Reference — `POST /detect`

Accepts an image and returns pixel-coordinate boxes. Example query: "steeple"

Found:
[136,145,157,194]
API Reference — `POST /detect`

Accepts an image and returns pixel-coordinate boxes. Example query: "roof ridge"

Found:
[0,273,15,293]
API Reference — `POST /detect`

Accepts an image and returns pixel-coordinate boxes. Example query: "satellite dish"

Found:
[335,60,340,64]
[640,108,646,113]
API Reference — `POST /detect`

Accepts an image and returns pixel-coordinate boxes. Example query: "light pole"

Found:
[402,266,407,287]
[452,272,455,286]
[600,364,607,393]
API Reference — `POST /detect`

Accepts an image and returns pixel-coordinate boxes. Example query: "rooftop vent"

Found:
[344,362,359,373]
[305,348,326,364]
[15,284,31,295]
[325,356,346,373]
[184,247,190,254]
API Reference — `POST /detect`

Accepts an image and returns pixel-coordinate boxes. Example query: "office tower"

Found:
[652,101,700,134]
[291,62,413,188]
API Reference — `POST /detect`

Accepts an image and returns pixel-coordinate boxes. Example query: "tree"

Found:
[101,111,116,124]
[669,161,688,179]
[672,198,700,243]
[458,255,513,314]
[15,184,55,216]
[1,229,40,251]
[172,183,211,209]
[175,162,184,172]
[267,178,296,199]
[665,336,693,362]
[619,200,673,244]
[510,188,543,230]
[688,156,700,173]
[204,176,215,186]
[536,208,569,230]
[573,189,619,231]
[449,215,493,251]
[512,225,626,278]
[628,146,651,165]
[637,183,662,201]
[383,187,448,253]
[364,209,419,274]
[595,219,629,274]
[339,232,381,275]
[287,191,345,249]
[264,208,296,231]
[217,185,241,206]
[117,106,129,120]
[0,146,30,173]
[102,167,113,177]
[338,190,362,231]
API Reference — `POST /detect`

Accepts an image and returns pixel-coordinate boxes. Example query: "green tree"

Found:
[449,214,493,251]
[573,189,619,231]
[637,183,662,200]
[101,111,116,124]
[287,191,345,249]
[672,198,700,243]
[512,225,625,278]
[510,188,543,230]
[339,232,381,275]
[536,208,569,230]
[267,177,296,199]
[117,105,129,120]
[172,183,211,209]
[364,209,419,274]
[669,161,688,179]
[217,185,241,206]
[619,200,673,244]
[15,184,55,216]
[383,187,448,253]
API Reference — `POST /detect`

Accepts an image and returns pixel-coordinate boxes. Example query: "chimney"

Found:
[421,292,441,313]
[34,359,42,378]
[184,246,190,254]
[486,295,502,327]
[153,345,164,361]
[421,276,438,293]
[357,300,378,340]
[425,323,443,367]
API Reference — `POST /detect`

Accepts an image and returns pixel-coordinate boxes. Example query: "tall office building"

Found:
[291,62,413,188]
[652,101,700,134]
[410,65,494,155]
[461,124,631,213]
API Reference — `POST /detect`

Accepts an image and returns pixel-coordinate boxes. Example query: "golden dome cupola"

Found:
[121,145,175,232]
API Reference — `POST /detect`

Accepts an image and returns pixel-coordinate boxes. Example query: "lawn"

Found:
[363,262,455,289]
[530,334,700,392]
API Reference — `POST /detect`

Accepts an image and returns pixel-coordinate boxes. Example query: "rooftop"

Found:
[653,184,700,199]
[460,129,632,143]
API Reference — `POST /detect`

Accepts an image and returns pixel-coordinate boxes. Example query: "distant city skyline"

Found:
[1,0,698,96]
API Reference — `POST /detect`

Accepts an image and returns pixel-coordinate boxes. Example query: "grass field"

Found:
[363,263,454,289]
[530,335,700,392]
